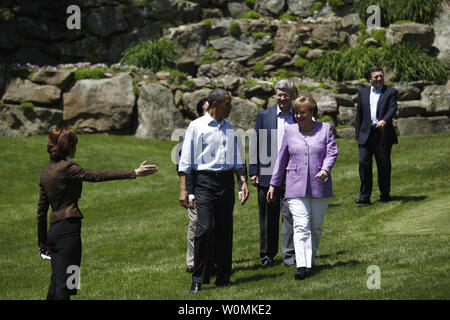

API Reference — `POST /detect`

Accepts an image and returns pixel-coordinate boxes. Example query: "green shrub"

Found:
[305,43,448,84]
[275,68,301,79]
[294,58,309,69]
[305,44,382,82]
[328,0,346,7]
[252,32,270,39]
[74,67,106,80]
[393,20,415,24]
[229,21,241,37]
[317,115,333,122]
[202,18,211,29]
[355,0,444,26]
[120,38,178,72]
[383,44,448,84]
[297,46,310,57]
[310,2,323,14]
[372,29,386,47]
[182,80,196,88]
[21,101,34,108]
[241,10,262,19]
[279,13,299,22]
[161,67,188,79]
[250,61,265,77]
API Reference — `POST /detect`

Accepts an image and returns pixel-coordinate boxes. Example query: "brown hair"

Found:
[47,127,78,162]
[293,96,319,117]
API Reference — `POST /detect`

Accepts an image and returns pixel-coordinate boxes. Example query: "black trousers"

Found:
[46,218,82,300]
[358,126,392,200]
[193,171,235,285]
[257,186,280,262]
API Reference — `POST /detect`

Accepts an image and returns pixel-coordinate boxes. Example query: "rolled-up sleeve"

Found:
[178,124,194,175]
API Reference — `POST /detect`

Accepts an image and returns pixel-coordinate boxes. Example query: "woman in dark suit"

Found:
[267,96,338,280]
[37,127,158,300]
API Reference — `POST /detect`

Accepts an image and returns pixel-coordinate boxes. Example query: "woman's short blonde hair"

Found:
[293,96,318,117]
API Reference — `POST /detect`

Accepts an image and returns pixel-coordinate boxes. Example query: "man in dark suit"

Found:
[249,79,296,267]
[355,66,398,205]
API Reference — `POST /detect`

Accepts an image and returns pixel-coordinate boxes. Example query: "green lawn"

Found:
[0,132,449,300]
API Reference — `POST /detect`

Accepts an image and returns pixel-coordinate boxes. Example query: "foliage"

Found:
[274,68,301,79]
[310,2,323,14]
[74,67,106,80]
[305,43,448,84]
[383,44,448,84]
[120,38,178,73]
[327,0,345,7]
[372,29,386,47]
[279,13,299,22]
[297,47,310,57]
[240,10,262,19]
[202,18,211,29]
[252,32,270,39]
[229,21,242,38]
[250,61,265,77]
[355,0,444,26]
[305,44,382,82]
[20,102,34,108]
[294,58,309,69]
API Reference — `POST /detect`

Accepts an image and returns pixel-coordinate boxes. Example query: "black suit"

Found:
[355,85,398,201]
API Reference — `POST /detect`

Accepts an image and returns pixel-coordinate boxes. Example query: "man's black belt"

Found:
[196,170,233,177]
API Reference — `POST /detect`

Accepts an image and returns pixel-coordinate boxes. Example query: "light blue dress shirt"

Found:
[370,86,382,125]
[178,112,244,174]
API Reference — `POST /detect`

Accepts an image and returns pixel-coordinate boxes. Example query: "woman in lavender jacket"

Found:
[267,96,338,280]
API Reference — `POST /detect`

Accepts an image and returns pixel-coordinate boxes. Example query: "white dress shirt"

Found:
[277,105,295,153]
[178,112,244,174]
[369,85,382,125]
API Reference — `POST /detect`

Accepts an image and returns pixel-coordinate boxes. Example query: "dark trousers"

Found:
[46,218,82,300]
[358,127,392,200]
[257,186,280,262]
[193,171,235,285]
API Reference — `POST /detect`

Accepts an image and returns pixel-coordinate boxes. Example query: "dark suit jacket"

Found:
[249,106,293,188]
[355,85,398,146]
[37,159,136,249]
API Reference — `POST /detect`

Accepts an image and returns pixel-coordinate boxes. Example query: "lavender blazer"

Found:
[270,122,338,198]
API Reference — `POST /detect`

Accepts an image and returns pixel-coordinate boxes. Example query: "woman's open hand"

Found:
[135,160,158,177]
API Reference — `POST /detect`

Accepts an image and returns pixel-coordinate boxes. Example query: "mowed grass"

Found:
[0,132,449,300]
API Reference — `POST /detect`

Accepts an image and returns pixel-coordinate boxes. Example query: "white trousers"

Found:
[286,197,329,268]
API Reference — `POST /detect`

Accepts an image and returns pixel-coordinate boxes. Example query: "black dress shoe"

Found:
[355,198,370,205]
[379,195,391,203]
[294,267,306,280]
[262,257,274,268]
[190,282,201,293]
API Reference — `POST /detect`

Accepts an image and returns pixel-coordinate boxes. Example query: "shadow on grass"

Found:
[232,258,284,273]
[389,195,426,203]
[309,259,361,277]
[233,272,286,286]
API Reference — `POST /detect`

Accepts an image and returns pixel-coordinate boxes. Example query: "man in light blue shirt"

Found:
[179,88,249,293]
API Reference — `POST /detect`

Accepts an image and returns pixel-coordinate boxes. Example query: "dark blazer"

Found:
[249,106,293,188]
[355,85,398,146]
[37,159,136,249]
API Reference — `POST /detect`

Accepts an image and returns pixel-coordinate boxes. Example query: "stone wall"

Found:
[0,0,449,139]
